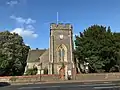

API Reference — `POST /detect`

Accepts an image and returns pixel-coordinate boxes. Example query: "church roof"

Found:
[27,49,46,62]
[40,49,49,65]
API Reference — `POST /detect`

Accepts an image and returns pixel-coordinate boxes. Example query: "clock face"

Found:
[59,35,63,39]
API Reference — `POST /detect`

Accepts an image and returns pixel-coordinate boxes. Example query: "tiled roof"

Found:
[27,49,46,62]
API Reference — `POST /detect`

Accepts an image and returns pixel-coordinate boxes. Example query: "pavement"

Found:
[1,80,120,90]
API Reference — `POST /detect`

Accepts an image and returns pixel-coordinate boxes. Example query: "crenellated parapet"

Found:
[50,23,73,30]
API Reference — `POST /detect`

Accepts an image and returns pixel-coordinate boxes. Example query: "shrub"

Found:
[25,67,38,75]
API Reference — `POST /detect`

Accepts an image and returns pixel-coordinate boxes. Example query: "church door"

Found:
[59,67,65,80]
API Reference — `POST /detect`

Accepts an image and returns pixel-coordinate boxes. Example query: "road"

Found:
[1,81,120,90]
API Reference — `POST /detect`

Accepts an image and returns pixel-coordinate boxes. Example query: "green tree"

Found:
[75,25,120,73]
[0,31,30,76]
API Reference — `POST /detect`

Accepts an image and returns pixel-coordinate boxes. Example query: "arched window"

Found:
[58,49,61,61]
[57,44,67,62]
[61,48,65,61]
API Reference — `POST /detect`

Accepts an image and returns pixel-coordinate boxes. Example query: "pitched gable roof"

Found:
[40,49,49,68]
[40,49,49,62]
[27,49,46,62]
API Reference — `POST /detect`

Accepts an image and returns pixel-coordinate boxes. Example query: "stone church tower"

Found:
[48,23,75,79]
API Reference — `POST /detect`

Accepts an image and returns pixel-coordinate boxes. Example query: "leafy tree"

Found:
[0,31,30,76]
[74,25,120,73]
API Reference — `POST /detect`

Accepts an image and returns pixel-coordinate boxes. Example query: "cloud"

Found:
[10,15,38,38]
[25,43,29,46]
[25,18,36,24]
[26,25,34,30]
[11,28,38,38]
[10,15,36,24]
[6,0,19,6]
[10,15,25,23]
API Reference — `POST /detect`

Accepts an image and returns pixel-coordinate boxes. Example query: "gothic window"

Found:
[61,48,65,61]
[58,49,61,61]
[57,45,67,62]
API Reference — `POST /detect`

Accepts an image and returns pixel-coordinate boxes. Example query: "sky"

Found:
[0,0,120,49]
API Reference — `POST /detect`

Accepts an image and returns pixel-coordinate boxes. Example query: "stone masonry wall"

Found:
[75,73,120,81]
[0,74,60,83]
[1,73,120,83]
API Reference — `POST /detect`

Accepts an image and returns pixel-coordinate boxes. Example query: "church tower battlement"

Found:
[50,23,73,30]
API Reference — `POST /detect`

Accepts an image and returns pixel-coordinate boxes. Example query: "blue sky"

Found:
[0,0,120,49]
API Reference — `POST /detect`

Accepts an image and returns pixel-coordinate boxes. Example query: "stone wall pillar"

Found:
[37,66,40,74]
[72,68,77,80]
[48,63,52,74]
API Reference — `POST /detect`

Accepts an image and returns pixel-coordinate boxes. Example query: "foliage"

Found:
[61,62,65,68]
[74,25,120,73]
[0,31,30,76]
[25,67,38,75]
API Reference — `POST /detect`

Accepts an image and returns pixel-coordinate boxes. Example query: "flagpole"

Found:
[57,12,58,24]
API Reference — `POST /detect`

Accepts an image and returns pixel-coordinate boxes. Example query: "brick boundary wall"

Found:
[75,73,120,81]
[0,74,60,83]
[0,73,120,83]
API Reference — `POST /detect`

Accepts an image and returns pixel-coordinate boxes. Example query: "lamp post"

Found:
[39,63,42,81]
[38,58,42,81]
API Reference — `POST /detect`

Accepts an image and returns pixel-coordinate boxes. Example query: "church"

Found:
[25,23,78,79]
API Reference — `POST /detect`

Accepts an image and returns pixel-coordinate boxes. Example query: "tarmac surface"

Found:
[1,81,120,90]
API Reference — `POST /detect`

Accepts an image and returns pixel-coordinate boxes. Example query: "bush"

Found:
[25,67,38,75]
[110,65,120,72]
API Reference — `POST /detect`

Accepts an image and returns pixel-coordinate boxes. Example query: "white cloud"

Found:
[25,43,29,46]
[10,15,25,23]
[10,15,36,24]
[11,28,38,38]
[10,15,38,38]
[6,0,19,6]
[26,25,34,30]
[25,18,36,24]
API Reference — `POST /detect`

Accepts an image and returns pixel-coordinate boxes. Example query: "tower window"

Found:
[57,45,66,62]
[58,49,61,61]
[61,48,65,61]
